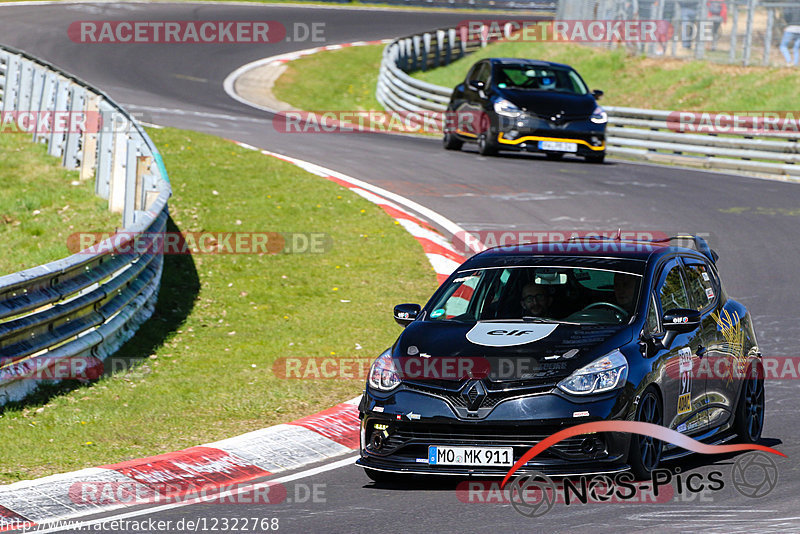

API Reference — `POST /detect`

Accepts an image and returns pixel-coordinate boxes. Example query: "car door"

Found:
[460,61,491,138]
[682,256,735,430]
[652,258,709,434]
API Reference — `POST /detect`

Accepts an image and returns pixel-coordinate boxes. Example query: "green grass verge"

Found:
[0,126,437,483]
[274,45,384,112]
[276,41,800,111]
[0,135,119,276]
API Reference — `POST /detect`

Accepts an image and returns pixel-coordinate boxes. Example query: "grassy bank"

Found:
[276,40,800,111]
[0,126,437,483]
[273,45,384,112]
[0,135,119,276]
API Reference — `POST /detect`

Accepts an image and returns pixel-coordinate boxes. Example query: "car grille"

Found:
[379,422,597,460]
[404,381,553,411]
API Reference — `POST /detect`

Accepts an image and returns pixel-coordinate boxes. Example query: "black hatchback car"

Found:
[442,58,607,163]
[357,236,764,481]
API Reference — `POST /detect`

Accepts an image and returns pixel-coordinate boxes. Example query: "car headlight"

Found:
[494,98,522,118]
[557,350,627,395]
[368,349,401,392]
[590,106,608,124]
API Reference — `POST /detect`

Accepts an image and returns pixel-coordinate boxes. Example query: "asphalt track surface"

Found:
[1,3,798,532]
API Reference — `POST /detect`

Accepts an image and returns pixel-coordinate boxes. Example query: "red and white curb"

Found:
[0,398,360,529]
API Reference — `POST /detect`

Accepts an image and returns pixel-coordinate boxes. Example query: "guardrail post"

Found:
[458,26,467,58]
[17,58,33,118]
[48,78,69,158]
[446,29,456,65]
[62,85,85,169]
[0,52,7,109]
[123,137,139,228]
[435,30,445,68]
[2,55,20,113]
[109,131,128,213]
[422,32,431,71]
[95,103,115,200]
[412,35,421,72]
[34,71,57,145]
[480,23,488,48]
[396,40,406,71]
[81,95,100,181]
[29,67,45,143]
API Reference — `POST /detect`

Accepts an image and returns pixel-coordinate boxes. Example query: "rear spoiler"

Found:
[652,235,719,264]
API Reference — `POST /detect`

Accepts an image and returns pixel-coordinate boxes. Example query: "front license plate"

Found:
[539,140,578,152]
[428,446,513,467]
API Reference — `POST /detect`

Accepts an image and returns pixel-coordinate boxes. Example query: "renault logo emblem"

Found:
[461,380,487,412]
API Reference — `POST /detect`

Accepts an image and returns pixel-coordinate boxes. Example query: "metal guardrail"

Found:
[377,27,800,178]
[0,45,171,404]
[377,27,499,112]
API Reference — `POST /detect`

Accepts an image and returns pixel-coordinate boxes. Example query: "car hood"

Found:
[496,89,596,119]
[394,320,631,385]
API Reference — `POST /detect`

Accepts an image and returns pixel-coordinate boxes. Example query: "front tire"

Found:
[734,362,765,444]
[478,132,498,156]
[628,387,663,480]
[443,131,463,151]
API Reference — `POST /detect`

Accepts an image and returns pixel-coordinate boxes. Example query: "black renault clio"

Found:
[442,58,607,162]
[357,236,764,481]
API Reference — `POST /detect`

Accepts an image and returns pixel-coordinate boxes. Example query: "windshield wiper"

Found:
[521,315,548,322]
[522,316,581,325]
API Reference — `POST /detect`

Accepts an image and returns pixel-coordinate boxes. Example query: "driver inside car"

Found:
[613,272,638,315]
[520,282,553,317]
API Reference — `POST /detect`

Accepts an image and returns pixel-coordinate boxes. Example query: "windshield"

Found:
[428,266,642,325]
[493,65,588,95]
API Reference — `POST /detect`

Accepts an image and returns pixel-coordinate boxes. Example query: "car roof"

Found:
[489,58,573,70]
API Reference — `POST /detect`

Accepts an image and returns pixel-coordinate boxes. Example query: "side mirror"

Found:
[393,303,421,327]
[469,80,485,91]
[660,308,701,348]
[592,89,604,100]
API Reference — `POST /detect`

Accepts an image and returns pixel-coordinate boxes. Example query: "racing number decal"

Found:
[677,347,693,415]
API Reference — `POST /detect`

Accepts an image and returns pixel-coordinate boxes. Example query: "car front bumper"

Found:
[357,384,631,477]
[494,116,606,156]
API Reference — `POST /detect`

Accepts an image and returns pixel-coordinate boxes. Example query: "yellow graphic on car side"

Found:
[711,309,746,383]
